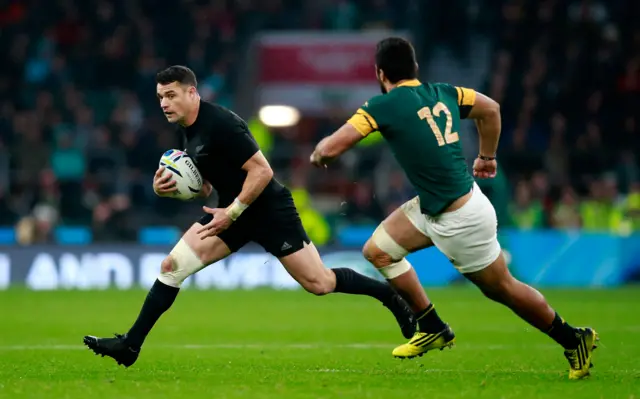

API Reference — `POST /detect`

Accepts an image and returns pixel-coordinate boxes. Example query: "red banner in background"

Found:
[259,43,374,84]
[255,31,410,113]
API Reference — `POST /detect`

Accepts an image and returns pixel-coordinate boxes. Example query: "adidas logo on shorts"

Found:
[281,242,292,251]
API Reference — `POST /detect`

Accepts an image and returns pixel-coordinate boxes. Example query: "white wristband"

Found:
[226,198,248,221]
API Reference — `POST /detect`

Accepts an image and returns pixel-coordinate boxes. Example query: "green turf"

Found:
[0,287,638,398]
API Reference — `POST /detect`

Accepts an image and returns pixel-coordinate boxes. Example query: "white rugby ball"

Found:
[158,149,203,200]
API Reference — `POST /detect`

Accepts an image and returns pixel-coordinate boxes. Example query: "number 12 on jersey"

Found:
[418,102,459,146]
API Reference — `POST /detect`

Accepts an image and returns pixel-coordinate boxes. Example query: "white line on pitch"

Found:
[310,368,640,375]
[0,343,617,351]
[434,325,640,333]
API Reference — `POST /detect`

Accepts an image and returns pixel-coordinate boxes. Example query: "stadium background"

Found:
[1,1,639,398]
[0,0,639,289]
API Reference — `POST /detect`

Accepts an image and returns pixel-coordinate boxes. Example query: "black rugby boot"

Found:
[383,294,417,339]
[83,333,139,367]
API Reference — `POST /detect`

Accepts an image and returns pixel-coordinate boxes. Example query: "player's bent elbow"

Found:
[250,164,273,182]
[477,102,500,121]
[487,102,500,118]
[469,93,501,120]
[261,165,274,180]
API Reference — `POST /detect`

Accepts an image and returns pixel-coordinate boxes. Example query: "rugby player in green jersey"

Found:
[310,37,597,380]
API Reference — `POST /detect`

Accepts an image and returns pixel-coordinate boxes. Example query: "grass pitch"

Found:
[0,287,638,398]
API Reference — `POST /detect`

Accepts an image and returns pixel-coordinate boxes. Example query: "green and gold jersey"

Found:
[348,80,475,216]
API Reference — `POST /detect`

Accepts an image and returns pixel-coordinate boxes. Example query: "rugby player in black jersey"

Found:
[83,66,416,367]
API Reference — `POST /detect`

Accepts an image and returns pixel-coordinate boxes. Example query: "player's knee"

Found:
[363,239,393,268]
[365,225,409,269]
[157,239,204,288]
[158,255,181,287]
[158,254,190,288]
[160,256,174,274]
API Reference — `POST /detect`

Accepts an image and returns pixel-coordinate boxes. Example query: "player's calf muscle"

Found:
[278,244,336,295]
[465,256,555,329]
[298,269,335,296]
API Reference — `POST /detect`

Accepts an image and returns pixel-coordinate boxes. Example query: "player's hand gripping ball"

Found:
[155,149,203,200]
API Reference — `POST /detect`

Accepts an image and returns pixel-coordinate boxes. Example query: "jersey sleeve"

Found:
[216,116,260,170]
[454,86,477,119]
[434,83,477,119]
[346,95,388,137]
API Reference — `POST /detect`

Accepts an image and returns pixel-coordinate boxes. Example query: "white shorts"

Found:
[401,182,502,274]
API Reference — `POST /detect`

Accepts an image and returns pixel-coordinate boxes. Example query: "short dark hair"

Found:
[156,65,198,87]
[375,37,418,83]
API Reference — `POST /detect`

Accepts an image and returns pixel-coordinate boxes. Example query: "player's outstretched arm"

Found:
[466,92,501,159]
[311,123,364,167]
[311,97,383,167]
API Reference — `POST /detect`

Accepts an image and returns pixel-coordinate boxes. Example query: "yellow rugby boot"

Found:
[392,325,455,359]
[564,327,599,380]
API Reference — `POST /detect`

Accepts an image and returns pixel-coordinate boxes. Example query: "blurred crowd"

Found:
[484,0,640,232]
[0,0,638,244]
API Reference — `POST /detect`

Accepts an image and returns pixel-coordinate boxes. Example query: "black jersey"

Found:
[178,101,287,209]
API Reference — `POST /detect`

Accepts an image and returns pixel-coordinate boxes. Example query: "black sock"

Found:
[416,304,447,333]
[332,268,396,304]
[545,313,579,349]
[125,279,180,350]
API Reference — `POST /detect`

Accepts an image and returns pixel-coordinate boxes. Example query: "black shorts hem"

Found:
[195,199,310,258]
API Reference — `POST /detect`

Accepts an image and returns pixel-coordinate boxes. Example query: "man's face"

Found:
[156,82,195,124]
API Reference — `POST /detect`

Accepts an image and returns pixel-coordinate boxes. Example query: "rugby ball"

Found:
[158,149,203,201]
